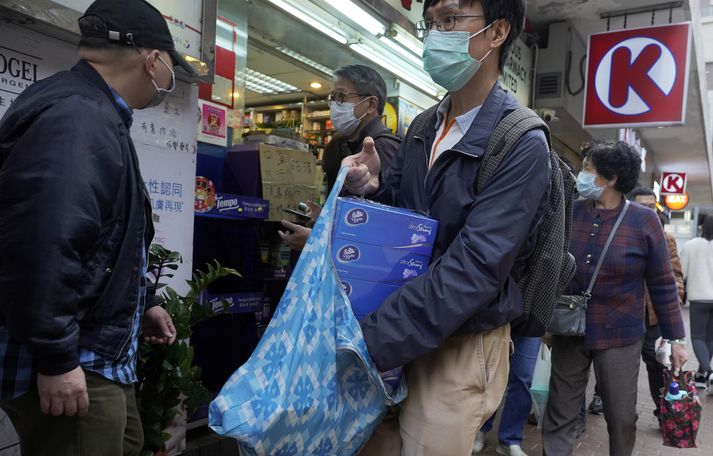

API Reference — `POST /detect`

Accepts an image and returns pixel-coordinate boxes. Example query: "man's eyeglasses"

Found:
[327,91,371,106]
[415,14,484,39]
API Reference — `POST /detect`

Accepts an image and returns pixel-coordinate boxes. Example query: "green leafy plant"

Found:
[137,244,240,456]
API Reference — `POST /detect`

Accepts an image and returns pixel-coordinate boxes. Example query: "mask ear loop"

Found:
[468,22,495,62]
[354,96,375,121]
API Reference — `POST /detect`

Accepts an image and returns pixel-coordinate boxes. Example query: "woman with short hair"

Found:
[542,140,688,456]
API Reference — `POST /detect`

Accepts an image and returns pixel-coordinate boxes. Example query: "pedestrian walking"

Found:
[680,215,713,389]
[343,1,555,454]
[542,140,688,456]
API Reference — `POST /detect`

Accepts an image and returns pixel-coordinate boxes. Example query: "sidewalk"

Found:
[480,304,712,456]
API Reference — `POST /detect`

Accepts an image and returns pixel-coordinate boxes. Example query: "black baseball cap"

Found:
[79,0,198,77]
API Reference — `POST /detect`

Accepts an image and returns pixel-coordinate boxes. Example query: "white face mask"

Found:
[143,54,176,109]
[330,97,370,135]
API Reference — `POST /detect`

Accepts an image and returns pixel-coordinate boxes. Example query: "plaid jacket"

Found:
[569,199,685,350]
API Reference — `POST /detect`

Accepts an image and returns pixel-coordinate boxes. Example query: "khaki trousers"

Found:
[1,371,143,456]
[360,324,512,456]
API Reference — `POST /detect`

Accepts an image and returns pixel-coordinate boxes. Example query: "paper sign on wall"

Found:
[259,144,316,221]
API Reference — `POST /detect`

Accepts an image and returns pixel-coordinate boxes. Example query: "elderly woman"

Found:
[542,140,688,456]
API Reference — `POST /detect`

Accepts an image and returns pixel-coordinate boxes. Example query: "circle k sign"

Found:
[583,23,692,128]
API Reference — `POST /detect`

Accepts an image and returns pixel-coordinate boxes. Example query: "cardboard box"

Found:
[340,278,400,320]
[332,238,431,285]
[334,197,438,256]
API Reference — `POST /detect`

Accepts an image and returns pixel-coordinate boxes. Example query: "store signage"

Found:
[500,37,534,107]
[665,192,689,211]
[195,189,268,220]
[198,100,229,146]
[0,25,76,117]
[583,23,692,128]
[661,171,687,195]
[206,292,264,314]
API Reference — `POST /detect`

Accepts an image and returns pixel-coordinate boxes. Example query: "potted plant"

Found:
[137,244,240,456]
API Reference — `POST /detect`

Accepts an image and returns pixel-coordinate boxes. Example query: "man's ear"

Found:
[368,96,379,115]
[143,49,161,79]
[488,19,511,51]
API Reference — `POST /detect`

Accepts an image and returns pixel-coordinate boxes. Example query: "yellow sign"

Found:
[665,192,689,211]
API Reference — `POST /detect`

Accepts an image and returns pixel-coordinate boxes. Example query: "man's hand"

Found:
[303,201,322,228]
[670,343,688,371]
[143,306,176,345]
[279,221,312,251]
[37,366,89,417]
[342,137,381,195]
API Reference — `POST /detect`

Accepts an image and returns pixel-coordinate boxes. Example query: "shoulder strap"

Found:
[585,200,630,296]
[371,132,402,143]
[476,107,551,193]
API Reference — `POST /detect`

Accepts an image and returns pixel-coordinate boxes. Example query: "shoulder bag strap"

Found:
[584,200,630,297]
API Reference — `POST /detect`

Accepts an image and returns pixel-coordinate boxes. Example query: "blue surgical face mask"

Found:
[422,23,493,92]
[576,171,606,200]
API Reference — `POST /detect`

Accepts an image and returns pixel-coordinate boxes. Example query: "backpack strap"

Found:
[404,105,439,146]
[476,107,551,193]
[371,132,402,144]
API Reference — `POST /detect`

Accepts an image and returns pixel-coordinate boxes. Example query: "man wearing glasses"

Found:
[321,65,400,194]
[279,65,400,251]
[344,1,551,455]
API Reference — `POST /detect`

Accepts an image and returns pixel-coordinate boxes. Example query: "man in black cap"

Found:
[0,1,194,454]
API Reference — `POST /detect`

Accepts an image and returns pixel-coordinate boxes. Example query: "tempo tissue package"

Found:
[333,197,438,319]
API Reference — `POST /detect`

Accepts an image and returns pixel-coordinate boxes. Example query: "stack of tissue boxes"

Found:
[332,197,438,320]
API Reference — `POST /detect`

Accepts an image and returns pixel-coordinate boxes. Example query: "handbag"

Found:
[660,370,702,448]
[208,168,406,455]
[548,200,630,336]
[529,342,552,429]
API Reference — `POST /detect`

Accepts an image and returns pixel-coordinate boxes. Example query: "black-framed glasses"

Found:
[327,91,370,106]
[415,14,484,38]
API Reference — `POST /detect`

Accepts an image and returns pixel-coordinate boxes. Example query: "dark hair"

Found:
[582,140,641,195]
[628,186,656,201]
[422,0,525,71]
[702,215,713,241]
[333,65,388,115]
[78,15,135,53]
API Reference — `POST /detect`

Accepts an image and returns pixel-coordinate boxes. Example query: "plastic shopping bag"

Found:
[208,168,406,455]
[660,370,702,448]
[529,342,551,429]
[655,337,672,368]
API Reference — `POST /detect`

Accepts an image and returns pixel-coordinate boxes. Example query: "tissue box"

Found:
[332,238,430,284]
[334,197,438,256]
[340,278,400,320]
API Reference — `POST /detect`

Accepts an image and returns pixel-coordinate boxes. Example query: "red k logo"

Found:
[595,38,676,115]
[584,23,691,127]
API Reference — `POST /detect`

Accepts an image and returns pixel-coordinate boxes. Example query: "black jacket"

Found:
[321,116,400,193]
[0,61,154,376]
[361,84,551,371]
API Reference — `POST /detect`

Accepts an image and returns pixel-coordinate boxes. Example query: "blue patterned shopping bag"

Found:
[209,167,406,455]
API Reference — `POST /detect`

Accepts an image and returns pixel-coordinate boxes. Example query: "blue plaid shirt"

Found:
[0,87,144,400]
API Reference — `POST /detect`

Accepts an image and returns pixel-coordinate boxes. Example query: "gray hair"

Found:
[334,65,387,115]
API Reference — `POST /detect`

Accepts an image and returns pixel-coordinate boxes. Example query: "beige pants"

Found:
[360,324,511,456]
